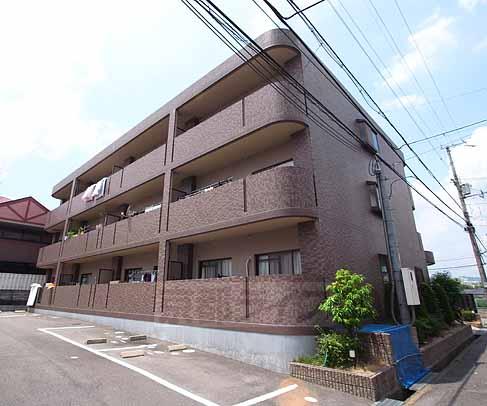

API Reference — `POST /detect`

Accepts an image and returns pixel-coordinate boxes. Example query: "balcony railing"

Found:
[58,209,161,260]
[45,201,69,229]
[69,144,166,217]
[173,83,304,164]
[37,241,62,266]
[168,166,315,233]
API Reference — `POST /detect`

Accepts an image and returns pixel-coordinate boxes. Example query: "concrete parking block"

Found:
[128,334,147,342]
[86,338,107,345]
[120,350,145,358]
[168,344,188,352]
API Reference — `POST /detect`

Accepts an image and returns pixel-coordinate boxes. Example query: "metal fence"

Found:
[0,273,46,290]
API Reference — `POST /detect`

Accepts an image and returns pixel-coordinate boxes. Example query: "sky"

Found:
[1,0,486,278]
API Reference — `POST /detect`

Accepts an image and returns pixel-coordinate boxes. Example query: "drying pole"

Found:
[445,144,487,288]
[374,157,411,324]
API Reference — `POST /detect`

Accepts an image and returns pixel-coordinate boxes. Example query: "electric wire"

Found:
[252,0,467,223]
[393,0,456,127]
[332,0,448,167]
[280,0,464,214]
[181,0,467,231]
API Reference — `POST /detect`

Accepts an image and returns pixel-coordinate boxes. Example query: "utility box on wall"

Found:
[401,268,420,305]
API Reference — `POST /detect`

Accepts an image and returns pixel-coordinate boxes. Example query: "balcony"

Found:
[173,83,304,165]
[60,209,161,261]
[168,166,316,236]
[69,144,166,218]
[37,241,62,267]
[45,201,69,230]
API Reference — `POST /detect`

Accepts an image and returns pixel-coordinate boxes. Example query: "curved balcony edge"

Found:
[166,207,318,242]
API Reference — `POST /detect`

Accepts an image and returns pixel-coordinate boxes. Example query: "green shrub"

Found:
[420,283,441,315]
[432,283,455,325]
[461,309,476,322]
[294,354,322,366]
[316,332,360,368]
[319,269,376,335]
[414,315,445,344]
[431,272,462,310]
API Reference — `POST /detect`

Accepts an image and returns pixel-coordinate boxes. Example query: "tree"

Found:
[319,269,376,335]
[431,272,462,310]
[419,283,441,315]
[432,283,455,325]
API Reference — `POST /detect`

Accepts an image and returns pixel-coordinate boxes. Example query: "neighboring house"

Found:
[36,29,432,372]
[0,196,51,309]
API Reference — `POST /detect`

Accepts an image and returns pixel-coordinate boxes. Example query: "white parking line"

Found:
[38,328,219,406]
[98,345,150,352]
[232,384,298,406]
[43,325,95,330]
[0,315,26,318]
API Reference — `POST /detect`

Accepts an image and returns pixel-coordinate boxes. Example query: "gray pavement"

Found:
[0,311,370,405]
[407,331,487,406]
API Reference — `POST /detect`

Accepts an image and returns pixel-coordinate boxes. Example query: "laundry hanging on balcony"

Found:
[92,177,108,200]
[81,184,96,202]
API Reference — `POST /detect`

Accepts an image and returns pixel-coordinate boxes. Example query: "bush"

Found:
[432,283,455,325]
[461,309,476,322]
[420,283,441,315]
[319,269,376,335]
[414,315,445,344]
[294,354,322,366]
[431,272,462,310]
[316,332,360,368]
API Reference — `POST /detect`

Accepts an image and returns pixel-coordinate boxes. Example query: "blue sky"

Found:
[1,0,486,277]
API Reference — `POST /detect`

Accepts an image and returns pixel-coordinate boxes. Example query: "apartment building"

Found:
[36,29,431,372]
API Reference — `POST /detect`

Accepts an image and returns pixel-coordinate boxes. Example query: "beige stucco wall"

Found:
[189,226,300,278]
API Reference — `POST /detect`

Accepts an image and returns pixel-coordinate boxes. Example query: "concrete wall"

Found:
[35,308,315,373]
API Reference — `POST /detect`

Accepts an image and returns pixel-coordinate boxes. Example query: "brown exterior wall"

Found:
[106,282,155,314]
[37,29,429,333]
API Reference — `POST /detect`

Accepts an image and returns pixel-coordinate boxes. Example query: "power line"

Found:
[429,264,479,271]
[366,0,447,132]
[435,256,477,262]
[181,0,467,231]
[406,118,487,147]
[330,0,448,168]
[393,0,456,127]
[264,0,466,217]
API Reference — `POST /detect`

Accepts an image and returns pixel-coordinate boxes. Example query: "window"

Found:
[356,119,380,153]
[126,268,157,283]
[80,274,92,285]
[252,159,294,175]
[369,130,380,152]
[256,250,302,276]
[199,258,232,279]
[367,181,382,213]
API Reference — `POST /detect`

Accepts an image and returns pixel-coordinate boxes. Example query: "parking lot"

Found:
[0,311,370,405]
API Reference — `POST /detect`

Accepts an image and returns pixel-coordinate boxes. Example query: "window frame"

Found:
[198,257,232,279]
[255,249,302,276]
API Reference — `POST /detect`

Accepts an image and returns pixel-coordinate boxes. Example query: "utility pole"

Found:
[374,157,411,324]
[445,144,487,287]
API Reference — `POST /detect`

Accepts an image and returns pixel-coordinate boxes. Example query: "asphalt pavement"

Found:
[0,311,370,406]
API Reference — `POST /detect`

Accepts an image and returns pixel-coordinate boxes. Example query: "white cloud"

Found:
[0,0,181,180]
[382,94,426,110]
[473,37,487,52]
[383,14,456,88]
[458,0,487,11]
[413,126,487,277]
